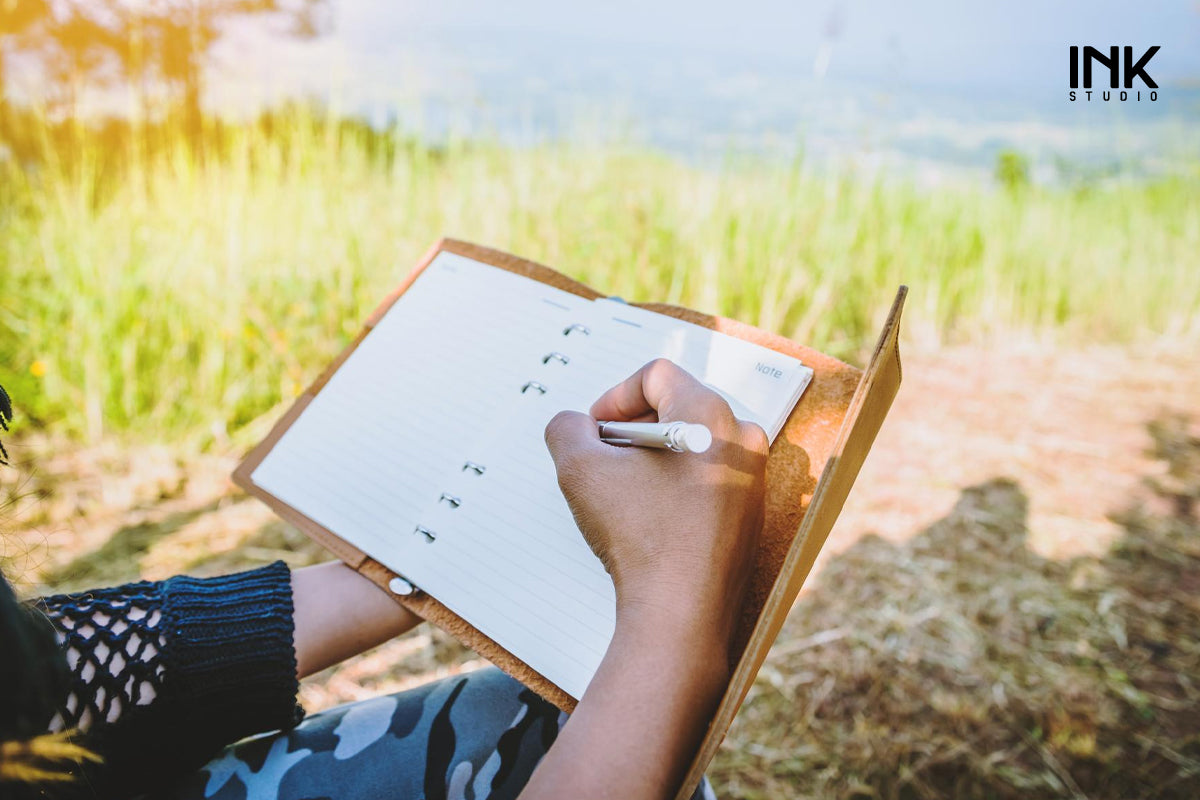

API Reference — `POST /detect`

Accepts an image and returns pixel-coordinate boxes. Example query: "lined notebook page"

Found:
[408,297,812,698]
[250,253,596,569]
[392,299,620,699]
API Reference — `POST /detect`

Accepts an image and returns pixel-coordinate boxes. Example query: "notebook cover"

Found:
[233,239,905,795]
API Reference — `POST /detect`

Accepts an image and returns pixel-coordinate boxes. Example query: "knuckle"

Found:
[729,423,770,473]
[645,358,680,383]
[646,357,674,373]
[742,422,769,456]
[544,410,575,446]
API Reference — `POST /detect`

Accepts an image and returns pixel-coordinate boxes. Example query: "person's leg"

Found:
[167,667,714,800]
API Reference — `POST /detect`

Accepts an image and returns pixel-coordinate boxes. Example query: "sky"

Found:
[16,0,1194,174]
[315,0,1200,91]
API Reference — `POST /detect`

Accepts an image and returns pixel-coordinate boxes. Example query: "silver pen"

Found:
[596,420,712,454]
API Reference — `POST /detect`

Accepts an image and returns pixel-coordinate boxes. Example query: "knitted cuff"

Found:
[161,561,303,733]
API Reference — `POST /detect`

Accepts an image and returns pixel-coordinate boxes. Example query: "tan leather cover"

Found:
[673,282,906,799]
[233,239,905,789]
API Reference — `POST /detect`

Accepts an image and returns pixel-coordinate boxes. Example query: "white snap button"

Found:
[388,576,415,596]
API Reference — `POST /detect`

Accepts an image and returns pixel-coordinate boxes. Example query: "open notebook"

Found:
[250,251,813,699]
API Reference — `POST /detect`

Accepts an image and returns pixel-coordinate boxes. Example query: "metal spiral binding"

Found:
[408,318,591,582]
[421,324,585,559]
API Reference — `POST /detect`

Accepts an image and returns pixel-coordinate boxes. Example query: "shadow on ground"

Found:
[712,415,1199,800]
[41,499,224,590]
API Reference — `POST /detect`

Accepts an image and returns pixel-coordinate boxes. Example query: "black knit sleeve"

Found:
[33,562,304,798]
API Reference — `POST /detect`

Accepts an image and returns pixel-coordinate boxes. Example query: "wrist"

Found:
[612,601,732,706]
[615,589,734,673]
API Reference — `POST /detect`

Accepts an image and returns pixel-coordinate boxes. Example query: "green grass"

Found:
[2,108,1198,443]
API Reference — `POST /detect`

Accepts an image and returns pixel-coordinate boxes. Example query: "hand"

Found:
[543,359,768,655]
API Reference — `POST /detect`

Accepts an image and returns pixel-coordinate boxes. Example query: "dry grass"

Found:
[711,417,1200,799]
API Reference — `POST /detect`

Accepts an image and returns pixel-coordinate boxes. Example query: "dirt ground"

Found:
[3,340,1198,797]
[836,339,1198,560]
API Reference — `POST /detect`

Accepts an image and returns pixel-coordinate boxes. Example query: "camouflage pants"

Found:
[167,667,715,800]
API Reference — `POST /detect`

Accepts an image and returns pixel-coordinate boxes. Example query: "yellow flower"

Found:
[30,360,47,378]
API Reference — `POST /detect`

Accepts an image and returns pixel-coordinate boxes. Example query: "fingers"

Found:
[589,359,733,428]
[590,359,691,420]
[544,410,604,472]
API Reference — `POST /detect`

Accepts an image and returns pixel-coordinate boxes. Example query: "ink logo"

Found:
[1069,46,1160,102]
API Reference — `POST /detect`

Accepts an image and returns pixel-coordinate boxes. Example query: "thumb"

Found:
[544,410,602,469]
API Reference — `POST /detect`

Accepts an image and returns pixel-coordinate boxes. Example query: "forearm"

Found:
[291,561,423,678]
[531,360,764,799]
[520,605,729,800]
